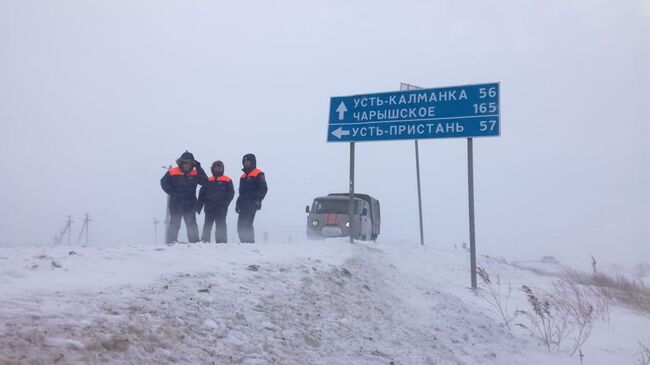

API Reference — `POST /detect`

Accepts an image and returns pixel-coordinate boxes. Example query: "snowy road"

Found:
[0,241,646,364]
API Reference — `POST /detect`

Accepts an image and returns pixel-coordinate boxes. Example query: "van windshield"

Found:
[313,199,357,214]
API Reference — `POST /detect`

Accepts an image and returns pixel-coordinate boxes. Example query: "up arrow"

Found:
[331,127,350,139]
[336,101,348,120]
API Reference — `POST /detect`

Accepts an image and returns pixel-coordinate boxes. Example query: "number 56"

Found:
[479,87,497,98]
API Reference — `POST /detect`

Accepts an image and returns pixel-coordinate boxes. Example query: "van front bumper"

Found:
[307,225,350,239]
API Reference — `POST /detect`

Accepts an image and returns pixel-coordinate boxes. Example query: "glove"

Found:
[194,160,201,168]
[235,202,241,214]
[255,201,262,210]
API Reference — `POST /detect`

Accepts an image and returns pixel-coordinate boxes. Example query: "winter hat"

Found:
[179,151,195,162]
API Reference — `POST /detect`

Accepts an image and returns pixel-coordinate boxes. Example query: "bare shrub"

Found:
[517,285,571,352]
[474,267,517,329]
[517,278,610,355]
[552,277,605,355]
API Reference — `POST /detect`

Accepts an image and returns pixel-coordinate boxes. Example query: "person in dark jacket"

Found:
[197,160,234,243]
[236,153,268,243]
[160,151,208,244]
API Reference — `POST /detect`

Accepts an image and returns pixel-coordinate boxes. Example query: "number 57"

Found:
[480,120,497,131]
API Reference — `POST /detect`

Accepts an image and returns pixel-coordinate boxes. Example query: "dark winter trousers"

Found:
[202,210,228,243]
[167,210,200,243]
[237,210,257,243]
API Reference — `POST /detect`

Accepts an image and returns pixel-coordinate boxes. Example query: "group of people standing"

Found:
[160,151,268,244]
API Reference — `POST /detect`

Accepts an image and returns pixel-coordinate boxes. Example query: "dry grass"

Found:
[517,285,567,352]
[513,259,650,314]
[638,342,650,365]
[516,277,610,355]
[474,267,516,329]
[475,267,609,356]
[564,269,650,313]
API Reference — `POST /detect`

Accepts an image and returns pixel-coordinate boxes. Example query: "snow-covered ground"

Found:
[0,240,647,364]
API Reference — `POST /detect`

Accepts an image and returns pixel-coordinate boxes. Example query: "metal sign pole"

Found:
[415,140,424,246]
[400,83,425,246]
[349,142,355,243]
[467,137,477,289]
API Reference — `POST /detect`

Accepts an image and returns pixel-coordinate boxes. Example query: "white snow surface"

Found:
[0,240,647,364]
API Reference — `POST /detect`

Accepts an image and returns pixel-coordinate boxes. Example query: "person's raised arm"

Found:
[194,160,209,185]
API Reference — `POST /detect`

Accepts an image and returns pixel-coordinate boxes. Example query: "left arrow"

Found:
[336,101,348,120]
[331,127,350,139]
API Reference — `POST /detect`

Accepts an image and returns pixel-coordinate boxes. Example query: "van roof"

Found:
[327,193,378,204]
[315,196,363,202]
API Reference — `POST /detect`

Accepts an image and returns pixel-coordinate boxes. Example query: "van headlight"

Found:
[312,220,319,227]
[345,221,350,228]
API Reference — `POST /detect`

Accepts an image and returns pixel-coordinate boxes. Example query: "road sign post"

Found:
[328,83,499,143]
[328,82,499,287]
[349,142,355,244]
[400,83,425,246]
[467,138,477,289]
[415,139,424,245]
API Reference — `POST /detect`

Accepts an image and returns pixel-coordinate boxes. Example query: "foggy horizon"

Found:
[1,0,648,269]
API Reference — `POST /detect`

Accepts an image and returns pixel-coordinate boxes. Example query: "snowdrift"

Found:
[0,241,647,364]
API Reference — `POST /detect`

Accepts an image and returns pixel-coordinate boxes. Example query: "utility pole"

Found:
[153,218,159,245]
[77,214,92,245]
[54,215,73,245]
[68,214,72,245]
[67,215,73,244]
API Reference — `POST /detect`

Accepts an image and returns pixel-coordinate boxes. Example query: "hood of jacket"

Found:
[242,153,257,173]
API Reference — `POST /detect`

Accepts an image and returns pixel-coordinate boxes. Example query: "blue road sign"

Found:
[327,82,500,142]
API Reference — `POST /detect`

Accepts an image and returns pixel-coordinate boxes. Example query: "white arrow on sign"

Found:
[331,127,350,139]
[336,101,348,120]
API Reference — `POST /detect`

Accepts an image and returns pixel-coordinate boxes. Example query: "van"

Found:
[305,193,380,241]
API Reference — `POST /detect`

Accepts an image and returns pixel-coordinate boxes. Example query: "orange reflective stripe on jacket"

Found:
[241,168,263,179]
[169,167,198,176]
[209,176,232,182]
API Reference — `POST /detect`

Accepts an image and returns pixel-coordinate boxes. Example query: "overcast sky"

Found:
[1,0,648,268]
